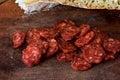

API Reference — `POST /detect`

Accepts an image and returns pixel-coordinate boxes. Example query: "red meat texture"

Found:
[71,54,92,71]
[22,44,42,67]
[56,52,76,62]
[13,20,120,71]
[13,30,25,48]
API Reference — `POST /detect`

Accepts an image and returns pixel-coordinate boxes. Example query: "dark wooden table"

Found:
[0,0,120,80]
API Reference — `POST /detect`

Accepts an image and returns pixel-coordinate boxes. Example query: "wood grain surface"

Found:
[0,0,120,80]
[0,0,23,19]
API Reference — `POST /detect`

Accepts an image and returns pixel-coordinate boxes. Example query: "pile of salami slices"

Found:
[13,20,120,71]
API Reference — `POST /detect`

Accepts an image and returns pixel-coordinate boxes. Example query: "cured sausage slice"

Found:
[104,51,118,61]
[57,38,77,53]
[92,30,109,45]
[29,39,49,55]
[46,39,58,57]
[26,28,41,44]
[55,20,75,31]
[13,30,25,48]
[60,25,79,41]
[22,44,42,67]
[71,54,92,71]
[76,24,91,38]
[75,31,95,48]
[55,20,79,41]
[103,38,120,54]
[82,44,105,64]
[56,52,76,62]
[39,28,58,39]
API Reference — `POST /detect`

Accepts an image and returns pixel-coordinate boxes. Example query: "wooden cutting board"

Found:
[0,0,23,19]
[0,0,120,80]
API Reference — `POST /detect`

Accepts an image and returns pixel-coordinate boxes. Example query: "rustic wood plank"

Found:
[0,0,120,80]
